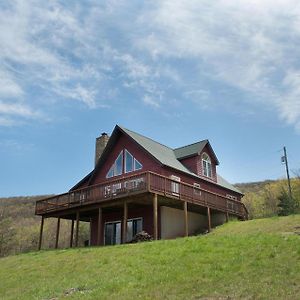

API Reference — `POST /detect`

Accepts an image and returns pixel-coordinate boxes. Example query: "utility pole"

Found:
[282,146,293,200]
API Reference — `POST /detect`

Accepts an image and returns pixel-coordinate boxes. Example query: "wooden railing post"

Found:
[153,194,158,240]
[97,207,102,246]
[147,172,151,192]
[38,216,44,251]
[184,201,188,237]
[70,219,74,248]
[55,217,61,249]
[122,201,128,244]
[207,207,211,232]
[75,211,80,247]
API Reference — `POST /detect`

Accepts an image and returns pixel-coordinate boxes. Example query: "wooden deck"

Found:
[35,171,248,219]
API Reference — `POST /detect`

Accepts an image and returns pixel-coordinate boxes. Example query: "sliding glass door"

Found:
[104,221,121,245]
[104,218,143,245]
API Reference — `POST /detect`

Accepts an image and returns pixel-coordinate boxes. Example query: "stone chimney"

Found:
[95,132,109,166]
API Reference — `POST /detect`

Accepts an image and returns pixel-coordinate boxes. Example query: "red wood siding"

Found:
[179,156,198,174]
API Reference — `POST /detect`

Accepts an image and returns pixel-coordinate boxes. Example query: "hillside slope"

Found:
[0,215,299,300]
[0,196,89,257]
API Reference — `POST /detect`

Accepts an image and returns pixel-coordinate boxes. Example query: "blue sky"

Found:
[1,0,300,197]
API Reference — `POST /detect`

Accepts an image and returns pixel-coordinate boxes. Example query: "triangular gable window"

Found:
[125,150,134,173]
[106,151,123,178]
[134,159,142,171]
[125,149,143,173]
[106,149,143,178]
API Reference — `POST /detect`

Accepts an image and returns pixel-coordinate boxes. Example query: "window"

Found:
[124,178,145,190]
[226,194,237,201]
[134,159,142,171]
[106,151,123,178]
[104,185,111,196]
[125,150,133,173]
[127,218,143,242]
[115,152,123,176]
[202,153,212,178]
[193,183,201,195]
[170,175,180,195]
[106,149,143,178]
[104,221,121,245]
[112,183,122,195]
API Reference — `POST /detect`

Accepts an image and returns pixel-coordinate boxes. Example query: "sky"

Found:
[1,0,300,197]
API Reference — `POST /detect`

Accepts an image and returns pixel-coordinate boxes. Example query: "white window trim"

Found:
[124,149,134,173]
[170,175,180,195]
[193,183,201,195]
[202,152,212,178]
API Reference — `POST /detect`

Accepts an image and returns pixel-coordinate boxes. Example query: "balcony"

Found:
[35,171,248,219]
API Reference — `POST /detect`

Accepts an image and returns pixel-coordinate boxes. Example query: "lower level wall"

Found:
[90,205,232,245]
[160,206,207,239]
[90,205,157,246]
[211,212,226,227]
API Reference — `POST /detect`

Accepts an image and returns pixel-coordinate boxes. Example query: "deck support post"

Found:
[122,201,128,244]
[226,211,229,223]
[75,211,80,247]
[38,216,44,251]
[184,201,189,237]
[70,219,74,248]
[97,207,102,246]
[153,194,158,240]
[207,207,211,232]
[55,217,61,249]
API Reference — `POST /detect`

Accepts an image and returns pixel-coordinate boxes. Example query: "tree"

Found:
[277,189,296,216]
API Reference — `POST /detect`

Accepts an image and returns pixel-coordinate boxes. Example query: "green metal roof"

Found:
[119,126,242,194]
[216,174,242,194]
[174,140,208,159]
[119,126,196,176]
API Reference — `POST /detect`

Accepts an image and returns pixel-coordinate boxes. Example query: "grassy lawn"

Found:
[0,215,299,300]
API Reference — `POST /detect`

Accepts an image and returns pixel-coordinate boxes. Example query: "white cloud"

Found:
[136,0,300,130]
[0,71,23,98]
[1,0,300,131]
[143,95,160,108]
[0,101,39,118]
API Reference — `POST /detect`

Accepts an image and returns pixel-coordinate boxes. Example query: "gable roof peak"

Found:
[117,125,174,151]
[174,139,208,151]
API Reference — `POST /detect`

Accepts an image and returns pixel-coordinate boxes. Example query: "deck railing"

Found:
[35,171,248,219]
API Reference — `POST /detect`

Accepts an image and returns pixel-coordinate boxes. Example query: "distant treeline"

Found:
[0,196,89,258]
[236,177,300,219]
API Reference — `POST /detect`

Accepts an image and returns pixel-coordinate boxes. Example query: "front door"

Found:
[104,221,121,245]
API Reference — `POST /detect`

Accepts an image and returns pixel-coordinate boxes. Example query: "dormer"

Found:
[174,140,219,182]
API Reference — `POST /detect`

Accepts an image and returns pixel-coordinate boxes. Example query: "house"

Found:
[35,125,248,249]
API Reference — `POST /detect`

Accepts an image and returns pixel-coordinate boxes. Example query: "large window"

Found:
[106,151,123,178]
[126,218,143,242]
[106,149,143,178]
[202,153,212,178]
[104,221,121,245]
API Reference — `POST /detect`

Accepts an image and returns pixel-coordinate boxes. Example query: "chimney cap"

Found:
[101,132,108,136]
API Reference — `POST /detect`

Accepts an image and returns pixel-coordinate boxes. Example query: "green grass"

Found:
[1,215,299,300]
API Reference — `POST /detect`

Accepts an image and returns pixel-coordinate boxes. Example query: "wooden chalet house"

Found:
[35,125,248,249]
